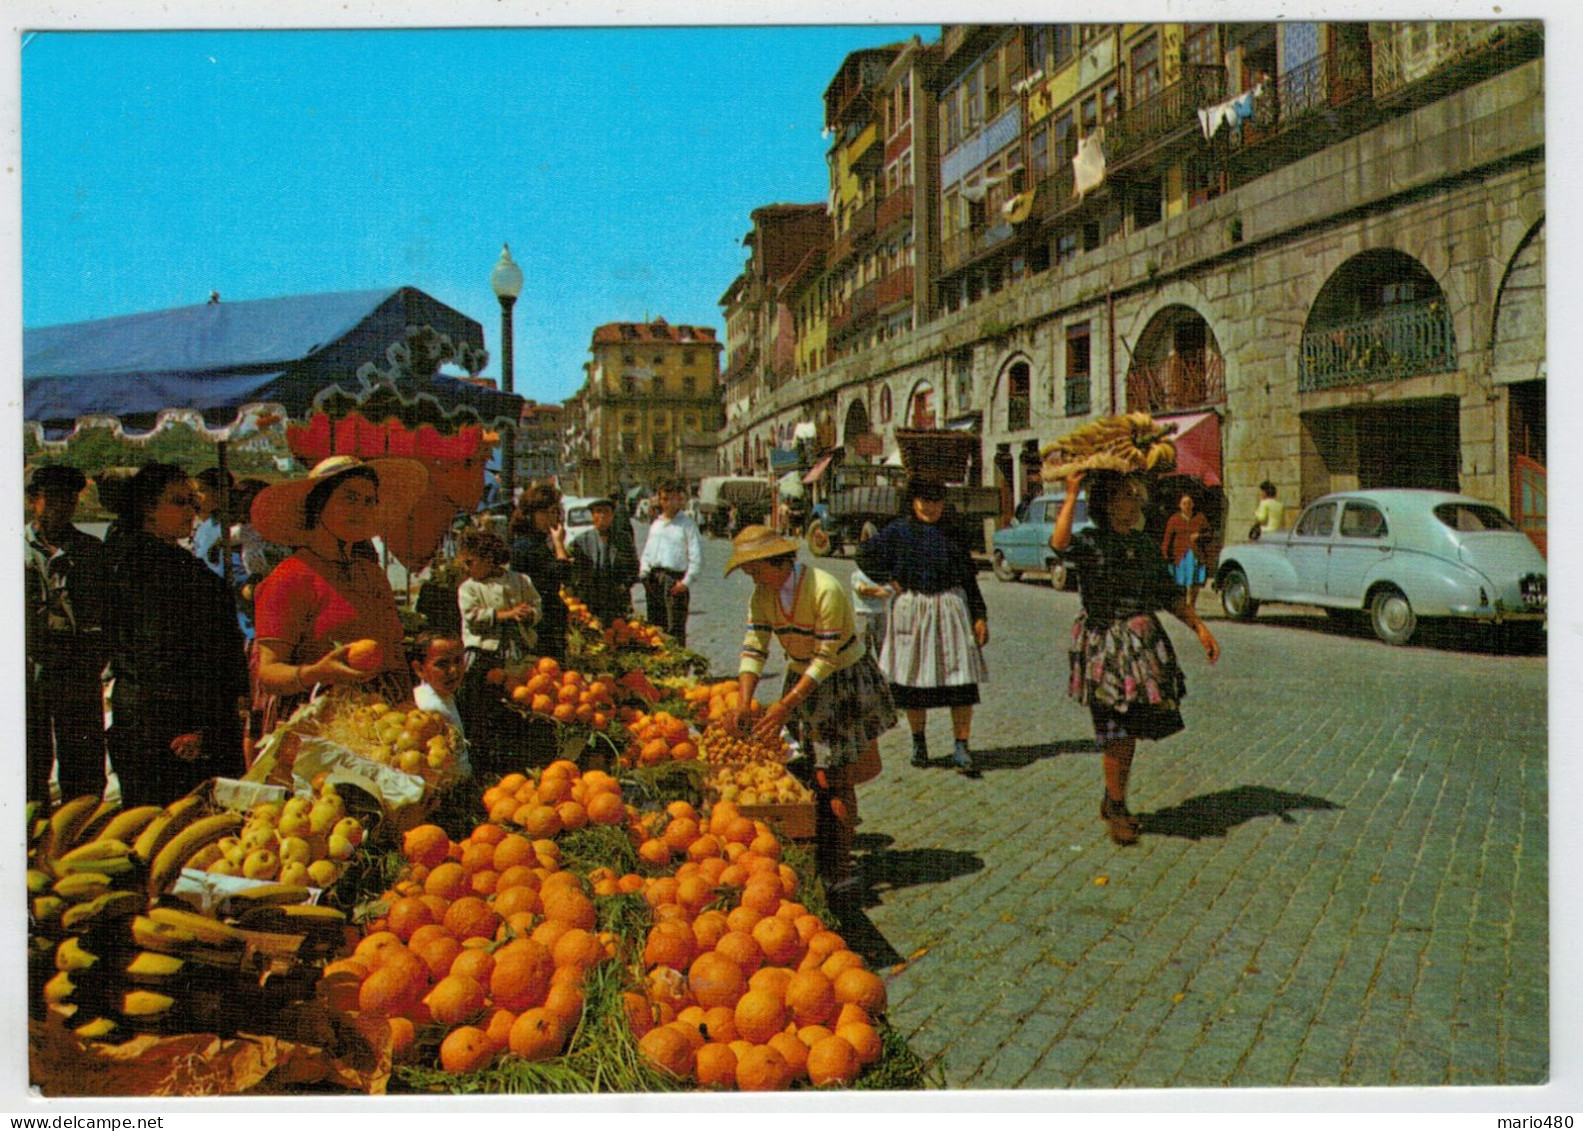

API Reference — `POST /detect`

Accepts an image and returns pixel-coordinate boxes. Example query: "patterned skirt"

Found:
[782,653,897,769]
[1068,610,1187,742]
[878,587,989,709]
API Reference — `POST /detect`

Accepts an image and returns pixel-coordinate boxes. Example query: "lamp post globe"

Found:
[491,243,524,500]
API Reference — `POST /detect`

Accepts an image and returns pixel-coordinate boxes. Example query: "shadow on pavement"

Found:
[1139,784,1342,840]
[1232,612,1546,656]
[827,835,985,969]
[944,739,1099,773]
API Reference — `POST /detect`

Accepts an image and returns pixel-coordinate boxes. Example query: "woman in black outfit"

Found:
[854,478,989,775]
[103,463,250,807]
[509,483,573,664]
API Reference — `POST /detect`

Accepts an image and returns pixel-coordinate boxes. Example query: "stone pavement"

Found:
[660,532,1548,1092]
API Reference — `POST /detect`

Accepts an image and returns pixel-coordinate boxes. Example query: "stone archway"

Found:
[1299,249,1455,391]
[905,380,938,429]
[992,353,1036,432]
[1125,305,1225,413]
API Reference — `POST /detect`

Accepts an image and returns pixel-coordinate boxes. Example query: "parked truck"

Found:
[804,429,1000,560]
[696,475,774,537]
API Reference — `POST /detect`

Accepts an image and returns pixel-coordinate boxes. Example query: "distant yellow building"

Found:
[573,318,723,493]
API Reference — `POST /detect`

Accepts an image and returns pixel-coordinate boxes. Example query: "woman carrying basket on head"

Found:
[725,525,896,894]
[1050,469,1219,845]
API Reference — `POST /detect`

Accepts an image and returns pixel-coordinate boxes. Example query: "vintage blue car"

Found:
[991,492,1093,590]
[1214,489,1546,645]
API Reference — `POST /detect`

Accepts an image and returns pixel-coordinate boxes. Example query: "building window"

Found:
[684,413,698,430]
[682,351,695,365]
[652,354,664,365]
[878,385,894,423]
[1053,24,1074,67]
[1065,324,1092,415]
[1101,82,1119,124]
[622,352,634,364]
[944,92,962,150]
[622,411,638,427]
[1007,362,1032,431]
[683,374,697,394]
[620,433,638,455]
[622,375,637,395]
[1131,38,1161,104]
[1184,24,1218,67]
[653,433,669,457]
[966,71,983,131]
[951,348,973,411]
[1026,26,1047,72]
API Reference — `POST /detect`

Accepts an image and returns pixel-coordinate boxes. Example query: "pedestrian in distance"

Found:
[725,525,896,893]
[102,463,251,807]
[455,526,542,773]
[509,483,574,664]
[1050,470,1219,845]
[638,475,703,647]
[855,476,989,776]
[568,496,639,626]
[1161,491,1211,608]
[24,465,110,808]
[1252,479,1285,540]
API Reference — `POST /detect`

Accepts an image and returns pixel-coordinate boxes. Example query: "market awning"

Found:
[802,454,835,484]
[23,286,523,439]
[1157,410,1223,486]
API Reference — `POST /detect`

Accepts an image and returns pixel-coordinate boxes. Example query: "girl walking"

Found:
[1050,471,1219,845]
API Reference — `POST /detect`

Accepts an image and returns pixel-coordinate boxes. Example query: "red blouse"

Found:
[253,553,407,679]
[1161,512,1209,566]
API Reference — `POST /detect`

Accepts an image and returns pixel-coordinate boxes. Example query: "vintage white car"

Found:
[1214,489,1546,645]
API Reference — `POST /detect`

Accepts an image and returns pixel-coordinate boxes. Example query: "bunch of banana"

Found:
[44,898,350,1042]
[1040,411,1178,482]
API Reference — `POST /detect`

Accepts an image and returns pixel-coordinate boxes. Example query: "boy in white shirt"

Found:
[408,630,472,779]
[638,476,703,646]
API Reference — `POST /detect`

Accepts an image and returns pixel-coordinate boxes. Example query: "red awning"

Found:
[803,454,835,484]
[1158,411,1222,486]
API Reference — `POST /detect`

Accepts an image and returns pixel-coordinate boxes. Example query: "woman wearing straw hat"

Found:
[102,463,250,807]
[725,525,896,893]
[249,456,428,725]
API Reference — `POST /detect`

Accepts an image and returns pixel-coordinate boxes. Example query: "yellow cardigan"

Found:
[738,565,863,684]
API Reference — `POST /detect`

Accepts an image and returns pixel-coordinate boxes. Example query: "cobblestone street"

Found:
[660,528,1549,1093]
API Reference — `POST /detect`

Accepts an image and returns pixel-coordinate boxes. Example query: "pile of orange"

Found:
[323,764,639,1075]
[620,709,701,769]
[624,799,887,1090]
[604,618,666,652]
[480,761,632,838]
[696,718,787,766]
[560,588,602,633]
[495,658,617,731]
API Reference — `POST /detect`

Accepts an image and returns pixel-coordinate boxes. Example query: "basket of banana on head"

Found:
[1040,411,1179,483]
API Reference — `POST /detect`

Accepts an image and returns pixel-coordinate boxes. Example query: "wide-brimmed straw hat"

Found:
[251,455,428,547]
[723,524,802,577]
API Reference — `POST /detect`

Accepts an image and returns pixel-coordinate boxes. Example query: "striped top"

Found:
[738,564,863,684]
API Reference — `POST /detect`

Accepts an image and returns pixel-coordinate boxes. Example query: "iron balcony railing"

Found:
[939,221,1019,274]
[1299,301,1458,391]
[849,199,877,241]
[876,268,914,308]
[1125,350,1227,415]
[1107,65,1227,166]
[1231,45,1372,153]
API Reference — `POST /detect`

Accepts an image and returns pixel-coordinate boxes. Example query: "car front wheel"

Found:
[1370,586,1417,645]
[991,551,1020,583]
[1220,568,1259,620]
[1047,559,1069,591]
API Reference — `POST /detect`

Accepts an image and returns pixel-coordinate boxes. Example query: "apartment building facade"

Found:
[718,21,1546,547]
[566,318,724,496]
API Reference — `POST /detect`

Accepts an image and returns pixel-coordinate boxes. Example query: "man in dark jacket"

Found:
[25,466,109,807]
[568,497,639,625]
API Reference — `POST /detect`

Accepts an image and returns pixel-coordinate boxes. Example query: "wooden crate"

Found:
[734,800,817,842]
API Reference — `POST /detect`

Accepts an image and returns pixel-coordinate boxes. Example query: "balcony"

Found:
[1125,350,1227,415]
[877,189,914,232]
[829,283,879,343]
[849,199,876,241]
[939,220,1019,274]
[829,201,876,267]
[1228,45,1373,170]
[1107,65,1227,169]
[1032,166,1079,226]
[876,268,914,309]
[1299,301,1457,392]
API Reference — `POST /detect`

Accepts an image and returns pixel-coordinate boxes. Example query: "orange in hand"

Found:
[346,639,384,672]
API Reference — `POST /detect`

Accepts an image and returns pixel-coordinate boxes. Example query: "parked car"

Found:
[559,496,605,546]
[1214,489,1546,645]
[991,492,1093,590]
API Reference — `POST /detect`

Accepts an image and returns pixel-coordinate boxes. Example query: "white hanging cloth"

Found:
[1073,128,1107,200]
[1198,83,1263,140]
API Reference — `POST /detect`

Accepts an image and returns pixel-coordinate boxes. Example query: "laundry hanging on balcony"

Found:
[1072,129,1107,200]
[1197,83,1263,140]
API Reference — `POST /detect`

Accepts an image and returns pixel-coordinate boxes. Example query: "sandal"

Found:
[1099,795,1140,846]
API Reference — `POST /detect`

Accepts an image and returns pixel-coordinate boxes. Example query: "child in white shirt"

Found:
[408,630,472,779]
[454,528,541,775]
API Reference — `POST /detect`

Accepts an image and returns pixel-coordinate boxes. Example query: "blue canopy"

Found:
[24,286,522,437]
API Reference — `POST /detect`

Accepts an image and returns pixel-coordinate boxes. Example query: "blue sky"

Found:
[21,26,935,405]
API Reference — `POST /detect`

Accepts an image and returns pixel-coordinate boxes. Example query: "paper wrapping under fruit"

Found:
[29,1006,392,1096]
[288,735,428,828]
[171,868,326,917]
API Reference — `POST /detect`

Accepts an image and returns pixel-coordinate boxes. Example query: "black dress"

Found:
[1062,526,1188,742]
[510,528,570,663]
[103,531,249,806]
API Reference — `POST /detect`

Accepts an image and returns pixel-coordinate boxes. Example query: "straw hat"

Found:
[723,524,802,577]
[251,455,428,547]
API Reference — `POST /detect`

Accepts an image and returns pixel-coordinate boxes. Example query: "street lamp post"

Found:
[491,243,524,501]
